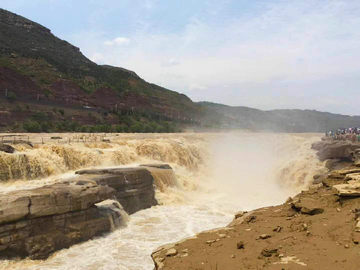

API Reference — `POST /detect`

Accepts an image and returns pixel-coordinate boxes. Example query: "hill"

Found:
[199,102,360,132]
[0,8,205,132]
[0,9,201,117]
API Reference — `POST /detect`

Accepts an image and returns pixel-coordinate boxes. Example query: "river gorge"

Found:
[0,133,324,270]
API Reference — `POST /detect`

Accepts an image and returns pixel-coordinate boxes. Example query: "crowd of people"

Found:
[326,128,360,142]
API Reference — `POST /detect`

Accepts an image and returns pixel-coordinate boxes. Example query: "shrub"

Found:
[143,124,153,133]
[70,122,78,131]
[7,91,16,103]
[130,123,143,133]
[114,125,123,133]
[23,121,41,133]
[32,112,48,122]
[58,109,65,116]
[40,122,50,132]
[156,126,165,133]
[80,126,88,132]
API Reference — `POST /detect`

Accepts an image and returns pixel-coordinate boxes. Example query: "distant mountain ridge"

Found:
[1,8,360,133]
[198,102,360,132]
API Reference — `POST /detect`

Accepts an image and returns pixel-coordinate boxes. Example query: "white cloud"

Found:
[69,0,360,114]
[189,84,207,91]
[103,37,131,46]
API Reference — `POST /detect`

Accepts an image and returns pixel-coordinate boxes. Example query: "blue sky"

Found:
[2,0,360,115]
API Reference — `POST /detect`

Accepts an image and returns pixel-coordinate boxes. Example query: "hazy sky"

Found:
[2,0,360,115]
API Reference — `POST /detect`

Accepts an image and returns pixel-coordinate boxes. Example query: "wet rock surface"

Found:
[0,144,15,153]
[0,164,174,261]
[75,167,158,214]
[0,182,119,260]
[0,181,115,225]
[140,164,173,170]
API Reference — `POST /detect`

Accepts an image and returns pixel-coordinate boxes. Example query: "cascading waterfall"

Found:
[146,167,178,192]
[0,133,324,270]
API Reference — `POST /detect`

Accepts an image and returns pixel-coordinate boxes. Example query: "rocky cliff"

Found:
[0,164,174,260]
[75,167,158,214]
[0,181,119,259]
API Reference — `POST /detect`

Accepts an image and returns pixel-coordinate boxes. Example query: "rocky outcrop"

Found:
[0,144,15,153]
[0,181,115,225]
[311,141,328,151]
[332,173,360,197]
[75,167,158,214]
[315,141,360,161]
[0,181,121,259]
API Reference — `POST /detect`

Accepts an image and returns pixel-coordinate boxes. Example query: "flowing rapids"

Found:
[0,133,324,270]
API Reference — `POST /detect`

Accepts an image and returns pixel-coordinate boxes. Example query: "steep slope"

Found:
[0,8,201,119]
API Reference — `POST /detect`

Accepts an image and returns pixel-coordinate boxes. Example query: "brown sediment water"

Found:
[0,133,324,270]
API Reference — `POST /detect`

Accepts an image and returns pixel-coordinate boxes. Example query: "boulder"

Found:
[316,141,360,161]
[166,248,178,257]
[333,181,360,197]
[313,173,328,184]
[75,167,158,214]
[291,198,324,215]
[0,144,15,154]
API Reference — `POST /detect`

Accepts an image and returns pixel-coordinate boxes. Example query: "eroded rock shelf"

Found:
[0,164,173,260]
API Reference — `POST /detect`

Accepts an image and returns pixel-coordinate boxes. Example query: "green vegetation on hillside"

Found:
[22,119,178,133]
[0,8,202,118]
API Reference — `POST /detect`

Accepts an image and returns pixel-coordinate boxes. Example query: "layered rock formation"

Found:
[0,164,175,260]
[0,181,120,259]
[75,167,158,214]
[312,140,360,161]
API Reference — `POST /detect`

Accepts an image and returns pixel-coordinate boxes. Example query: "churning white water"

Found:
[0,133,324,270]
